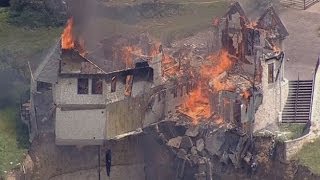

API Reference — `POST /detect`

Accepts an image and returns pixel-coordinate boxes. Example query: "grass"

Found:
[0,7,62,68]
[0,107,29,177]
[278,124,307,140]
[296,138,320,175]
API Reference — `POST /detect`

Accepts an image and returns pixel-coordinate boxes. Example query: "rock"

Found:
[220,151,229,164]
[167,136,182,148]
[177,149,187,159]
[205,130,225,156]
[185,126,200,137]
[190,154,201,164]
[180,136,193,149]
[191,146,198,155]
[196,138,205,152]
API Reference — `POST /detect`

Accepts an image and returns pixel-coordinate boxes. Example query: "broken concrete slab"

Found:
[180,136,193,150]
[177,149,188,159]
[167,136,182,148]
[196,138,205,152]
[191,146,198,155]
[185,126,200,137]
[205,130,225,156]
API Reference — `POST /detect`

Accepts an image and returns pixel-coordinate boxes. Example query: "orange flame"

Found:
[181,86,211,124]
[246,21,257,29]
[272,45,281,54]
[180,50,236,124]
[61,18,75,49]
[201,50,235,91]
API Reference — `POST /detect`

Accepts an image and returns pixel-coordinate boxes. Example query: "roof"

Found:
[257,7,289,37]
[33,41,60,83]
[81,33,160,74]
[224,2,249,24]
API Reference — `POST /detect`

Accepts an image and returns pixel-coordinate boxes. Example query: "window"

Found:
[92,78,103,94]
[78,78,89,94]
[111,76,117,93]
[268,63,274,84]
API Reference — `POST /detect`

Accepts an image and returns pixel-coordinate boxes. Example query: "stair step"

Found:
[283,109,310,112]
[282,117,309,120]
[281,121,308,124]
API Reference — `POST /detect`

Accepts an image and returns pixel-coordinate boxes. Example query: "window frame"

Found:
[77,78,89,94]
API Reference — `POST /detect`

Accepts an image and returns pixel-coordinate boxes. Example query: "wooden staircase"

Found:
[282,80,313,123]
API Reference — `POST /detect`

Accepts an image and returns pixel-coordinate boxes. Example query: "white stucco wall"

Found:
[55,108,106,145]
[55,78,106,105]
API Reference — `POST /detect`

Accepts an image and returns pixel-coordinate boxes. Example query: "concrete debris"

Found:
[198,158,207,172]
[185,126,200,137]
[194,172,206,180]
[167,136,182,148]
[158,133,167,144]
[229,153,239,168]
[177,149,188,159]
[220,151,229,164]
[205,131,225,156]
[244,152,253,165]
[180,136,193,150]
[191,146,198,155]
[196,138,205,152]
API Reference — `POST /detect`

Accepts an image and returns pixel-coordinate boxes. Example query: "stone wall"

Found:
[254,57,289,131]
[284,133,313,160]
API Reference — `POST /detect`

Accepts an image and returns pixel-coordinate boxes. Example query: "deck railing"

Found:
[281,0,319,10]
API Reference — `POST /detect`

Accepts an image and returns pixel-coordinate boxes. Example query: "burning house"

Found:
[23,3,291,176]
[19,2,297,179]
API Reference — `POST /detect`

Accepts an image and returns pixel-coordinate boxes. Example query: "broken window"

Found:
[78,78,89,94]
[246,29,260,55]
[111,76,117,93]
[92,78,103,94]
[268,63,274,84]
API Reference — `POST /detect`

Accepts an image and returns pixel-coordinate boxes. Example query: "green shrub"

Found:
[9,0,66,27]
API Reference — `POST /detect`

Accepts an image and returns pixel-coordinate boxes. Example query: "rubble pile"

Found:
[143,118,263,179]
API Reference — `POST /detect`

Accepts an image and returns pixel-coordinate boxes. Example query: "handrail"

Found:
[309,58,320,125]
[294,74,300,123]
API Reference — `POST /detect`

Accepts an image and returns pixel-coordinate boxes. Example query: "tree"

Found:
[0,0,10,7]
